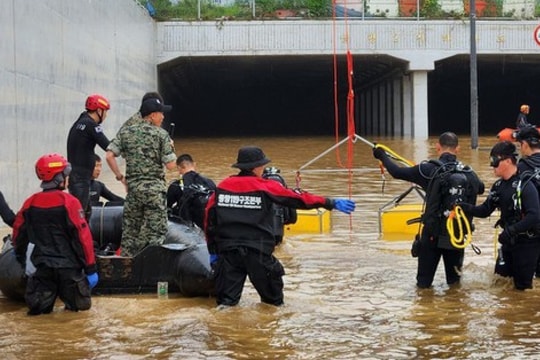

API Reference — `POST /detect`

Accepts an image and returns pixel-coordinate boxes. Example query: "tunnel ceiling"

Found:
[159,54,406,137]
[159,53,540,137]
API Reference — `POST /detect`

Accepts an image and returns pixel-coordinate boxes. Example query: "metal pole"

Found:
[252,0,256,18]
[470,0,478,149]
[198,0,201,20]
[416,0,420,20]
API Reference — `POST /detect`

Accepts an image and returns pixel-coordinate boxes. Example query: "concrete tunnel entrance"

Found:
[158,54,540,138]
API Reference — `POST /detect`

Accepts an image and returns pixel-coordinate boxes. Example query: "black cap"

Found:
[140,98,172,117]
[232,146,271,169]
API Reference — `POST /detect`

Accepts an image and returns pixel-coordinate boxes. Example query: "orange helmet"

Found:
[85,94,111,111]
[520,104,530,113]
[35,153,71,182]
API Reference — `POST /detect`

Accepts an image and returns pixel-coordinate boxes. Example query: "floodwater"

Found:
[2,135,540,359]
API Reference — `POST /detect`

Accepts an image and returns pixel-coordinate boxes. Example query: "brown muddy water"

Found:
[2,135,540,359]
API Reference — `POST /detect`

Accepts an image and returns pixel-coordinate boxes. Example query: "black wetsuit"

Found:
[0,190,15,227]
[518,153,540,278]
[467,172,540,290]
[67,112,109,218]
[516,112,532,129]
[377,152,484,288]
[89,179,124,206]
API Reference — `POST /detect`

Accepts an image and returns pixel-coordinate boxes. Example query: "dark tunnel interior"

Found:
[158,54,540,137]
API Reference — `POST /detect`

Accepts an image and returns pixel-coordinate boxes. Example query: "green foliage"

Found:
[420,0,442,18]
[304,0,331,17]
[135,0,524,20]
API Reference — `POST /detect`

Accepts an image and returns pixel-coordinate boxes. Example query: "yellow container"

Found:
[379,203,423,239]
[285,208,331,234]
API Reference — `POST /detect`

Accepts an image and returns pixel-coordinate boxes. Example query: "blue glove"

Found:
[333,199,355,214]
[209,254,218,265]
[87,272,99,290]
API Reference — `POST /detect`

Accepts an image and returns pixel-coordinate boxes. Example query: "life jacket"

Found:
[421,160,478,237]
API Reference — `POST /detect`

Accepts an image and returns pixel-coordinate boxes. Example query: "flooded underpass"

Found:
[2,135,540,359]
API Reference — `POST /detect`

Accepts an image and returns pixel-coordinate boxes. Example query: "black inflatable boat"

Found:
[0,205,214,301]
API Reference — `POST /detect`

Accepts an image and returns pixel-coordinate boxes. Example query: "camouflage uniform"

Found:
[107,121,176,256]
[117,112,144,135]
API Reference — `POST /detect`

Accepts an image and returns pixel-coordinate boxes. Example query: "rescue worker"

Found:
[515,126,540,277]
[0,190,15,227]
[459,142,540,290]
[167,153,216,228]
[89,154,124,206]
[516,104,532,129]
[12,153,98,315]
[204,146,356,307]
[106,98,177,256]
[373,132,484,289]
[67,94,111,220]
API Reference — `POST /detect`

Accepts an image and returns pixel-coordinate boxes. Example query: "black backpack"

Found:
[421,160,479,239]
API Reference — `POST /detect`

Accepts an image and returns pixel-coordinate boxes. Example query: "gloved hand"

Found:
[87,272,99,290]
[456,202,474,214]
[498,227,515,246]
[372,146,387,160]
[333,199,356,214]
[209,254,218,265]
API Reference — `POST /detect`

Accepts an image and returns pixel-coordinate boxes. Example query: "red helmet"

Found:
[85,94,111,111]
[35,153,71,182]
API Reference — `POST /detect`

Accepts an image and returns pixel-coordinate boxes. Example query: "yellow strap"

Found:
[374,144,415,167]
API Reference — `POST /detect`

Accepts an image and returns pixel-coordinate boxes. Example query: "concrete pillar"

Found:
[393,77,402,136]
[411,70,429,139]
[402,74,413,137]
[378,84,386,135]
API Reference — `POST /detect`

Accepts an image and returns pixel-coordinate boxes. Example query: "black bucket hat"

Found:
[232,146,271,169]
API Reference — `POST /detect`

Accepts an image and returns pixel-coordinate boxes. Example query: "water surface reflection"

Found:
[2,135,540,359]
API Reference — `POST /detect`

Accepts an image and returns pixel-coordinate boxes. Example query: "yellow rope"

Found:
[446,205,472,249]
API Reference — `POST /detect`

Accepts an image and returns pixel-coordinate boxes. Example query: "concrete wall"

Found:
[0,0,156,227]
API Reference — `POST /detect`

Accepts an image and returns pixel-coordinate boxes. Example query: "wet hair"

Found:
[490,141,518,164]
[176,153,194,166]
[516,126,540,148]
[439,132,459,148]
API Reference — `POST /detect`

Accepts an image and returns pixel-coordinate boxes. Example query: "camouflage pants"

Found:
[121,184,167,256]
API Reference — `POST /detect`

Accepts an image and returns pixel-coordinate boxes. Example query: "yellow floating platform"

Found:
[285,208,331,234]
[379,203,423,240]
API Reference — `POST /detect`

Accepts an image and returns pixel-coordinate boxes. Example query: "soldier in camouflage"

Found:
[116,91,164,135]
[106,98,177,256]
